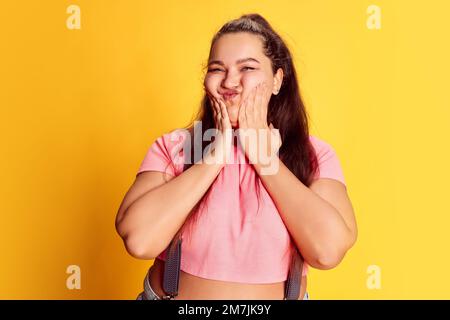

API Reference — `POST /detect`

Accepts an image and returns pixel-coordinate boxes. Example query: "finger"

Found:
[242,86,253,105]
[217,98,229,122]
[239,92,250,128]
[238,90,247,122]
[207,93,216,110]
[217,101,223,121]
[209,96,219,123]
[212,96,222,119]
[260,83,268,124]
[247,84,258,122]
[209,96,217,118]
[210,96,222,129]
[215,100,223,131]
[238,94,248,127]
[254,83,264,122]
[237,95,244,125]
[219,100,231,135]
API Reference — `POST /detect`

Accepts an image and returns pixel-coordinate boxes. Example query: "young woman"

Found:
[115,13,357,300]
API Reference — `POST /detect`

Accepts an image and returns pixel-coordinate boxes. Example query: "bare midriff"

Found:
[149,258,307,300]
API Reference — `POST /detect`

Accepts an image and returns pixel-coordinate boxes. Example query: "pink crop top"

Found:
[136,128,346,284]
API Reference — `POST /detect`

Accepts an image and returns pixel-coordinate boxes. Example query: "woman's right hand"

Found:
[205,92,233,166]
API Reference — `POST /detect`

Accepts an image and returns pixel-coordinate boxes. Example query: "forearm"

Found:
[254,159,352,268]
[119,155,223,259]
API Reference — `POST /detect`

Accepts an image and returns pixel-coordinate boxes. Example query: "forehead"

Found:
[210,32,265,62]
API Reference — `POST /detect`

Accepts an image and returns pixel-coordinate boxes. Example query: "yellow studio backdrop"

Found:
[0,0,449,299]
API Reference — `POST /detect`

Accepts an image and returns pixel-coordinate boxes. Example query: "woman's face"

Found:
[203,32,283,128]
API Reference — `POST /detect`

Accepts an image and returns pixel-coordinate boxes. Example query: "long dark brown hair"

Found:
[166,13,319,252]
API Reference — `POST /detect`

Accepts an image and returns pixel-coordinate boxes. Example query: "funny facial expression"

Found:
[203,32,283,128]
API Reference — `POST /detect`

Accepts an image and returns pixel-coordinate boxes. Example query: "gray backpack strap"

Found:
[161,237,182,300]
[284,247,304,300]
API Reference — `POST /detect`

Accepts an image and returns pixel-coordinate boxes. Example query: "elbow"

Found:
[115,216,160,260]
[312,252,343,270]
[308,245,348,270]
[123,234,158,260]
[115,206,158,259]
[311,228,358,270]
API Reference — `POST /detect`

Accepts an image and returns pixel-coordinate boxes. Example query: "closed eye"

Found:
[207,67,256,73]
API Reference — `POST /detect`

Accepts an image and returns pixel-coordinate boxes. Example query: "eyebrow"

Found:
[207,57,260,67]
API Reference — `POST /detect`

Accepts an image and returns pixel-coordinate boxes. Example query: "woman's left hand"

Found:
[237,82,282,167]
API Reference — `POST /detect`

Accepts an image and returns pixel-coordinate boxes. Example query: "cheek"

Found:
[242,76,270,97]
[242,73,263,85]
[203,76,220,91]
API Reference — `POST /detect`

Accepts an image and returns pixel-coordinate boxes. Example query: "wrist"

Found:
[252,154,281,176]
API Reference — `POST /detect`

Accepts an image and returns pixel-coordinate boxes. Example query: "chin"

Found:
[227,105,240,121]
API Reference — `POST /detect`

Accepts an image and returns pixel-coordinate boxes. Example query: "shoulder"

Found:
[157,128,190,147]
[309,134,337,157]
[137,128,191,177]
[150,127,192,159]
[308,134,346,187]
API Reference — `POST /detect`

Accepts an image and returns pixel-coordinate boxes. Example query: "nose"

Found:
[221,70,241,91]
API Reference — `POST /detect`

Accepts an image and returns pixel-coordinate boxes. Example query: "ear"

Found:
[273,68,284,95]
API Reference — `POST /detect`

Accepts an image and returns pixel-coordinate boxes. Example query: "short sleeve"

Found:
[136,129,187,177]
[310,135,347,188]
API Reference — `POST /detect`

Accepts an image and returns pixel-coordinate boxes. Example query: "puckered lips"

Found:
[221,90,240,102]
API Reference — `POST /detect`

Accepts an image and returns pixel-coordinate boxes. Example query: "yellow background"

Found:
[1,0,449,299]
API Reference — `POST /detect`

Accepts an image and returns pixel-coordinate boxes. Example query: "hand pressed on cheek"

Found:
[237,82,282,166]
